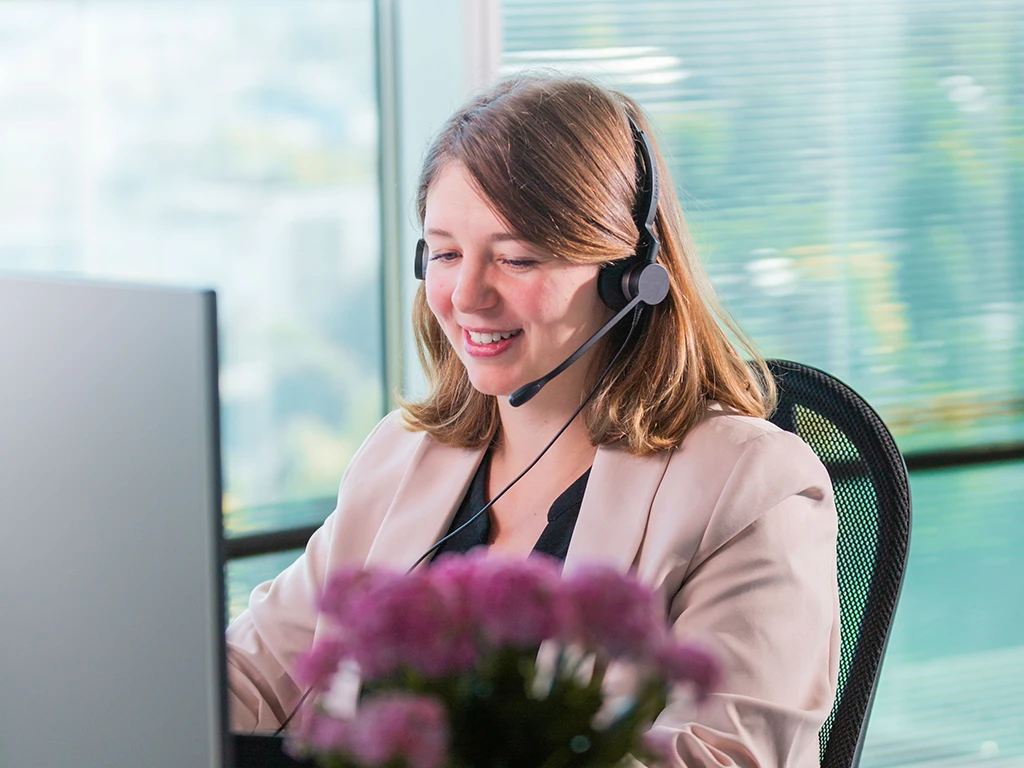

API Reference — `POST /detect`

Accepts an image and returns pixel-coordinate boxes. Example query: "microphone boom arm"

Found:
[509,293,644,408]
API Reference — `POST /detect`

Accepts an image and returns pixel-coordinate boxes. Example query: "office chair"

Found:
[765,360,911,768]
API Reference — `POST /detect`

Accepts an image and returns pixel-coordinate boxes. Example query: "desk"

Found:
[233,734,313,768]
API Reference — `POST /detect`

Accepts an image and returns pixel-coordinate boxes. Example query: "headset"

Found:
[415,115,669,408]
[414,115,667,312]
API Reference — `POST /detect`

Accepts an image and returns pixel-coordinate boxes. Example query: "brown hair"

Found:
[399,74,774,455]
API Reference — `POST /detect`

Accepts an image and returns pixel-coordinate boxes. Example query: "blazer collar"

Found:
[363,435,486,570]
[364,433,671,574]
[565,443,672,574]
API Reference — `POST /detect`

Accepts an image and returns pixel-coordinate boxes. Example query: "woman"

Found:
[227,75,840,767]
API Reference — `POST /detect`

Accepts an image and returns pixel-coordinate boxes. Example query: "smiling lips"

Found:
[463,328,522,357]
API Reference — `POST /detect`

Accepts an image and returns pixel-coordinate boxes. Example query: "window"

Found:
[0,0,382,619]
[503,1,1023,764]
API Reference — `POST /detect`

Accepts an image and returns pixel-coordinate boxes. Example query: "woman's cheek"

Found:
[424,278,462,349]
[424,277,450,320]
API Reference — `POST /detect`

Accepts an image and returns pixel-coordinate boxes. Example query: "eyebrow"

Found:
[425,228,520,244]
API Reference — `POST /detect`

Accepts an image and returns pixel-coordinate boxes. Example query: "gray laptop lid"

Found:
[0,275,229,768]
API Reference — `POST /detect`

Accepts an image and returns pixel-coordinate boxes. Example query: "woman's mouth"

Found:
[463,328,522,357]
[467,329,520,344]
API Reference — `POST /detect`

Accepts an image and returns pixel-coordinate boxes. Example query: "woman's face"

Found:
[423,162,611,403]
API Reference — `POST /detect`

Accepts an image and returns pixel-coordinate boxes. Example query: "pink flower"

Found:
[296,560,722,768]
[562,566,667,659]
[295,637,350,690]
[345,693,450,768]
[467,556,567,648]
[303,713,353,752]
[656,641,721,701]
[293,694,449,768]
[287,704,353,758]
[430,551,485,607]
[429,553,488,665]
[319,568,399,624]
[346,571,476,678]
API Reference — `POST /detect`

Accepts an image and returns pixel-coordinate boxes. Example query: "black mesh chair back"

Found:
[765,360,911,768]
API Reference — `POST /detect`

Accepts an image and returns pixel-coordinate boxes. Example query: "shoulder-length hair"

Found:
[399,74,775,456]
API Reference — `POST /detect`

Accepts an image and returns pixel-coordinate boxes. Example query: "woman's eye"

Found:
[429,251,459,263]
[502,258,538,269]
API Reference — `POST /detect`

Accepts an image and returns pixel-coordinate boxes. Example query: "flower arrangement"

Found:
[290,554,719,768]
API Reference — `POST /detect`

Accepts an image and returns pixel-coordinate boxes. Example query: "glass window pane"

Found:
[0,1,383,535]
[224,497,335,540]
[502,0,1024,455]
[225,549,304,624]
[861,462,1024,766]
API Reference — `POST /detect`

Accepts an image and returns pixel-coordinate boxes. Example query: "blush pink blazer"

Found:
[226,406,840,767]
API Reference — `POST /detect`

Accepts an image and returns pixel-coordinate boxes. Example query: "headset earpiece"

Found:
[597,115,666,311]
[597,260,633,311]
[414,238,428,280]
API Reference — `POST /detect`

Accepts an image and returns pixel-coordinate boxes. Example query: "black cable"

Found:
[408,306,642,571]
[273,687,312,735]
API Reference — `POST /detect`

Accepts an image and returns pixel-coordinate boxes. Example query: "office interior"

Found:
[1,2,1020,766]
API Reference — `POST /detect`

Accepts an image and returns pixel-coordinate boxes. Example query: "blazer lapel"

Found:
[362,431,671,574]
[564,444,672,574]
[364,436,487,570]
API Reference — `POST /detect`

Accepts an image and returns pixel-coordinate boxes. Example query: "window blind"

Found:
[503,0,1024,455]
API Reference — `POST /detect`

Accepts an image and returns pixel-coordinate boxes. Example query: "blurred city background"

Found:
[1,1,1020,766]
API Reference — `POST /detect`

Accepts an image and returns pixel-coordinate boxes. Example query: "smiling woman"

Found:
[421,162,609,404]
[226,74,841,768]
[403,77,774,457]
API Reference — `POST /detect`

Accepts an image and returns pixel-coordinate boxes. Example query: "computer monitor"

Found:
[0,274,230,768]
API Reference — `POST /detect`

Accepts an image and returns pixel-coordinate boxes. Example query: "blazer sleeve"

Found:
[225,512,338,731]
[647,427,841,768]
[224,412,410,732]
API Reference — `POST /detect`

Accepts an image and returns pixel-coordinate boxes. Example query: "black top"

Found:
[431,451,591,562]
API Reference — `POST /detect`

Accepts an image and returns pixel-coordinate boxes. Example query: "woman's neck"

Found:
[493,390,596,479]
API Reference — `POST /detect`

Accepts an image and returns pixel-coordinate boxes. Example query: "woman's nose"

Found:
[450,257,498,314]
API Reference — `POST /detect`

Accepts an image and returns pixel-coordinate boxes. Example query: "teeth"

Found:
[469,330,518,345]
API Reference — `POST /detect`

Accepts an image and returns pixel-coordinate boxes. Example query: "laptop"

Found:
[0,275,231,768]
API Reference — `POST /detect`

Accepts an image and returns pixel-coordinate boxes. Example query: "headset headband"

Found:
[415,112,664,308]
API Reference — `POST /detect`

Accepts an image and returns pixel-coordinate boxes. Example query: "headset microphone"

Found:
[508,264,668,407]
[509,116,668,407]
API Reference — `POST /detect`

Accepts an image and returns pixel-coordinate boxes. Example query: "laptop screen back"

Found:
[0,275,229,768]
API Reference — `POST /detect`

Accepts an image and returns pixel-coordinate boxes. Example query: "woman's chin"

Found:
[469,383,515,399]
[465,374,520,399]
